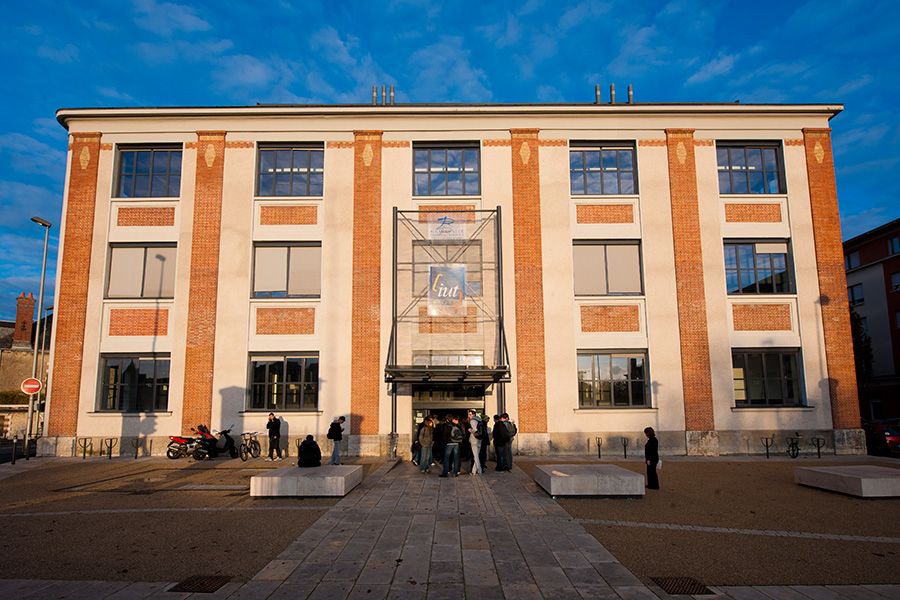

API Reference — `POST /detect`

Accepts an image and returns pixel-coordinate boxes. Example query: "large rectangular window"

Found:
[848,283,864,306]
[250,355,319,411]
[717,144,785,194]
[257,147,324,197]
[253,243,321,298]
[732,350,801,406]
[107,245,176,299]
[570,144,636,195]
[413,145,480,196]
[889,236,900,256]
[724,241,792,294]
[116,148,182,198]
[100,355,170,412]
[577,352,648,408]
[573,242,642,296]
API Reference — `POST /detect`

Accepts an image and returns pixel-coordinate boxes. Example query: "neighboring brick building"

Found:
[843,218,900,421]
[41,98,865,457]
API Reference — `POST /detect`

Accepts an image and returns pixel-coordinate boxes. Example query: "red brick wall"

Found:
[116,206,176,227]
[575,204,634,224]
[732,304,791,331]
[666,129,715,431]
[13,292,35,345]
[724,203,782,223]
[181,131,226,434]
[351,131,382,436]
[417,205,477,222]
[510,129,547,434]
[418,306,478,334]
[259,205,318,226]
[109,308,169,336]
[580,305,640,332]
[46,133,102,437]
[803,128,860,430]
[256,307,315,335]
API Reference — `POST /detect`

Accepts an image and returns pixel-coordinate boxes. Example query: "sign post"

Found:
[21,378,42,395]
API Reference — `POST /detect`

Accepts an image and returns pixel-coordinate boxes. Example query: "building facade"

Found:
[844,218,900,421]
[41,101,864,457]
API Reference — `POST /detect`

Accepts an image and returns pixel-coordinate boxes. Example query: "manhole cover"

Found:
[651,577,713,595]
[169,575,231,593]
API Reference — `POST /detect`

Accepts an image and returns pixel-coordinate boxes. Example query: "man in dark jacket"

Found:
[327,416,345,465]
[492,414,509,472]
[298,435,322,468]
[266,413,283,461]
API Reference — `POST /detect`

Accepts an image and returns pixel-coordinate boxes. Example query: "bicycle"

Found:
[239,432,262,461]
[786,433,802,459]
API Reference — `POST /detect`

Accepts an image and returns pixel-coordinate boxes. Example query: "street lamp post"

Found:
[26,217,52,455]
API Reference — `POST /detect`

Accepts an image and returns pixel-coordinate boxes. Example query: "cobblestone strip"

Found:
[573,519,900,544]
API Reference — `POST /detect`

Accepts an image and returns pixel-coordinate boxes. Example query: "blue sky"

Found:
[1,0,899,321]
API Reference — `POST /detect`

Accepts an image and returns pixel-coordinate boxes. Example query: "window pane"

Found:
[716,148,729,168]
[618,150,633,170]
[430,172,446,195]
[464,173,479,194]
[292,150,308,171]
[170,151,182,173]
[446,172,463,195]
[136,151,152,173]
[309,173,323,196]
[573,245,607,295]
[732,172,749,194]
[570,151,584,170]
[602,172,619,194]
[619,172,635,194]
[258,174,274,196]
[747,148,763,170]
[585,172,603,194]
[748,171,765,194]
[254,246,288,294]
[631,381,646,405]
[251,384,267,409]
[288,245,322,296]
[414,150,429,171]
[274,173,291,196]
[285,358,303,382]
[738,245,755,268]
[121,152,135,175]
[134,175,150,197]
[142,247,176,298]
[606,244,641,294]
[108,247,145,298]
[446,149,462,171]
[602,150,617,170]
[585,151,601,171]
[725,270,740,293]
[167,174,181,197]
[414,173,429,195]
[718,171,732,194]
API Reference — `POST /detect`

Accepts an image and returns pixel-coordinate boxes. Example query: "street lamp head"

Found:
[31,216,52,228]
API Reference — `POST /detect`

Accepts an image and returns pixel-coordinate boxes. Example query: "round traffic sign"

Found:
[21,378,42,395]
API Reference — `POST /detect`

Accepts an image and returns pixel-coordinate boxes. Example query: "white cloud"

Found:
[536,85,565,102]
[0,135,67,180]
[132,0,212,36]
[134,38,234,65]
[407,37,492,102]
[97,87,137,103]
[558,1,611,32]
[476,14,521,48]
[33,119,67,141]
[37,44,79,63]
[686,52,739,85]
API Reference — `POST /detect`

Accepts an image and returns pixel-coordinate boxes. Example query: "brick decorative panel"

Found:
[417,205,477,222]
[785,139,805,146]
[638,139,667,147]
[576,204,634,224]
[510,128,547,434]
[803,128,860,429]
[351,130,383,436]
[256,307,315,335]
[666,129,715,432]
[724,203,782,223]
[483,139,512,147]
[693,139,715,146]
[109,308,169,336]
[259,205,318,226]
[580,305,640,332]
[181,131,226,435]
[383,141,410,148]
[418,306,478,334]
[225,141,254,149]
[46,132,102,437]
[732,304,791,331]
[326,141,354,149]
[538,139,568,147]
[116,206,176,227]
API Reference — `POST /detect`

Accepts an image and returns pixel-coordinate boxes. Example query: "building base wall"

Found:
[833,428,866,455]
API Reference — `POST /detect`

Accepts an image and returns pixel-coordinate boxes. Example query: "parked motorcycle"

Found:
[191,425,238,460]
[166,434,198,459]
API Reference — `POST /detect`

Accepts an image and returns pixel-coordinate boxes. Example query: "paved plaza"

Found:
[0,456,898,599]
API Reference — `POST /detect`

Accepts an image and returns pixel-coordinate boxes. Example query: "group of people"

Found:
[264,413,346,468]
[412,410,517,477]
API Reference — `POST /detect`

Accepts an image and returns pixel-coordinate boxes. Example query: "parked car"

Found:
[863,421,900,455]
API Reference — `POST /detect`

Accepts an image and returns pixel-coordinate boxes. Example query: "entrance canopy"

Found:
[386,207,510,385]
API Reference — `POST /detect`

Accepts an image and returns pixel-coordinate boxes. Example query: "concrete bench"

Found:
[795,465,900,498]
[250,465,363,497]
[535,464,645,497]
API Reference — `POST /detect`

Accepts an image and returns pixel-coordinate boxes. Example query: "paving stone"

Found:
[347,583,390,600]
[307,581,354,600]
[553,550,593,569]
[285,560,332,585]
[574,584,622,599]
[427,560,463,583]
[252,559,303,581]
[323,560,366,581]
[613,585,665,600]
[493,559,536,584]
[263,582,316,600]
[592,562,643,586]
[530,565,574,588]
[725,585,778,600]
[500,582,544,600]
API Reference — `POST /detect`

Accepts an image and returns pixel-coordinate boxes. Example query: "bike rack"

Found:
[295,438,303,457]
[130,438,143,459]
[77,438,92,459]
[761,436,774,459]
[621,437,629,458]
[102,438,118,459]
[786,436,801,458]
[595,437,603,459]
[389,432,398,460]
[811,437,826,458]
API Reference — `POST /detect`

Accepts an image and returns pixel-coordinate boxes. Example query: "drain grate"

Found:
[651,577,714,595]
[169,575,232,593]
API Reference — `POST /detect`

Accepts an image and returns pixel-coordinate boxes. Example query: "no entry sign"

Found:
[21,378,42,395]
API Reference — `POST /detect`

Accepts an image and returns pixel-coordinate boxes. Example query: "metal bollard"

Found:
[130,438,142,459]
[11,435,17,465]
[761,436,774,459]
[24,437,30,461]
[295,438,303,457]
[596,437,603,459]
[621,437,629,458]
[811,437,826,459]
[77,438,92,459]
[102,438,118,459]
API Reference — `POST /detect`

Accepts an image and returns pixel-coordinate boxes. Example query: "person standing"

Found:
[266,413,283,461]
[440,414,463,477]
[327,416,345,465]
[479,414,490,470]
[501,413,515,471]
[467,409,484,475]
[418,418,434,473]
[644,426,659,490]
[492,415,508,472]
[297,435,322,467]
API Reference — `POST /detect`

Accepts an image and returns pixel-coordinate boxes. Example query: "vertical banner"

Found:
[428,265,466,316]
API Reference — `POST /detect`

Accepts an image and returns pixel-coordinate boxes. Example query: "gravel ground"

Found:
[0,457,377,583]
[515,456,900,587]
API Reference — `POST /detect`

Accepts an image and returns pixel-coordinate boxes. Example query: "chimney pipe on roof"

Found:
[610,84,616,104]
[382,85,386,105]
[372,86,377,105]
[628,85,633,104]
[390,85,394,105]
[595,84,601,104]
